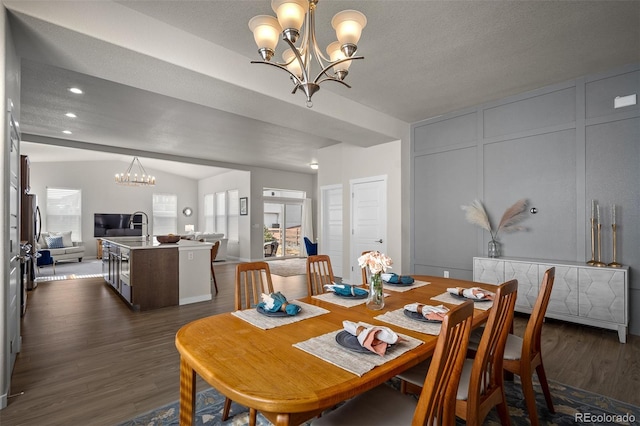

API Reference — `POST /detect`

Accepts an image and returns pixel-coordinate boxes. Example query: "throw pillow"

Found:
[38,232,50,248]
[45,235,64,249]
[51,231,73,247]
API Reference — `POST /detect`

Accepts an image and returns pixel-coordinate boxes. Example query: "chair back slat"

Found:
[467,279,518,410]
[413,301,474,425]
[306,255,335,296]
[235,262,275,310]
[524,267,555,358]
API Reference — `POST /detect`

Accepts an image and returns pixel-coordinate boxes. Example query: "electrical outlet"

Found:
[444,270,449,278]
[188,252,194,260]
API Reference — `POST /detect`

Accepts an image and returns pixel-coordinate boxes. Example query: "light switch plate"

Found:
[614,94,637,109]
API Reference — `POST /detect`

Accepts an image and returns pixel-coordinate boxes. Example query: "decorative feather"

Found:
[496,199,529,235]
[461,200,492,233]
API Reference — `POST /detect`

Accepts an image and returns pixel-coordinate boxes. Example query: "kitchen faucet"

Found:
[128,211,149,241]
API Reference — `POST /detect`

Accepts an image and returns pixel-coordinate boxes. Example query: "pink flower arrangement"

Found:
[357,251,393,275]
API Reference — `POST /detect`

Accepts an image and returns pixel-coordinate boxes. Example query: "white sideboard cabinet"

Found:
[473,257,628,343]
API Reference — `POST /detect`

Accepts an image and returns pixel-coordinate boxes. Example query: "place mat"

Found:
[431,292,494,311]
[293,329,423,377]
[383,280,431,293]
[375,308,442,335]
[231,301,330,330]
[312,292,369,308]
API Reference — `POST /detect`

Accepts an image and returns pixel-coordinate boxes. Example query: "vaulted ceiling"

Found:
[8,0,640,178]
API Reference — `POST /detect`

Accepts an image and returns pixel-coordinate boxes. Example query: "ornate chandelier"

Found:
[249,0,366,107]
[115,156,156,186]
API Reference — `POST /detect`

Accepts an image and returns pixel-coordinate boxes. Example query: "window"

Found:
[215,192,226,237]
[153,193,177,235]
[204,194,214,233]
[46,187,82,241]
[227,190,239,241]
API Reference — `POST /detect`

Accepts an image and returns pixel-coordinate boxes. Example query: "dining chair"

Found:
[306,255,335,296]
[234,261,275,310]
[222,261,276,424]
[360,250,371,285]
[209,240,220,294]
[501,267,555,425]
[312,301,475,426]
[398,279,518,426]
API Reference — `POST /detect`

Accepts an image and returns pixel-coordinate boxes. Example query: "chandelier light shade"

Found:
[249,0,366,107]
[115,156,156,186]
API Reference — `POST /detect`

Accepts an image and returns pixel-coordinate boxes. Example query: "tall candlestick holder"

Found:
[608,224,622,267]
[587,217,597,265]
[594,223,606,267]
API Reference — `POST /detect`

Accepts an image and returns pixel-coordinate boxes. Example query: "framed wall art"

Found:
[240,197,248,216]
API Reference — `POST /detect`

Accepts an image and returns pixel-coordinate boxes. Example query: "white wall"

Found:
[198,169,250,260]
[317,140,403,279]
[28,159,198,258]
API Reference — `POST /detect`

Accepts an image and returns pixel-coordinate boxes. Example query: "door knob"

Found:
[375,239,383,243]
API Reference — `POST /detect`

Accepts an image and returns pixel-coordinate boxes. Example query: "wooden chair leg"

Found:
[249,408,257,426]
[496,390,512,426]
[520,370,540,426]
[211,265,218,294]
[536,363,555,413]
[222,397,232,420]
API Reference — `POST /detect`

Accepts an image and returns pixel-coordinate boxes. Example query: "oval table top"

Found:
[175,275,496,426]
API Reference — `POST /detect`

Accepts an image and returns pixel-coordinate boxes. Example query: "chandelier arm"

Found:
[135,157,150,177]
[250,60,303,86]
[315,77,352,89]
[313,56,364,84]
[282,36,312,87]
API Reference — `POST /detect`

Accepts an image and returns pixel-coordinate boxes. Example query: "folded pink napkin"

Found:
[447,286,494,300]
[404,303,449,321]
[342,321,403,356]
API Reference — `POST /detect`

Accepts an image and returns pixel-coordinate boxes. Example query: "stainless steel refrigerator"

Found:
[20,193,40,290]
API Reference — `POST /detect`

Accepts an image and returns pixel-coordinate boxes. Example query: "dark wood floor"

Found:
[1,263,638,425]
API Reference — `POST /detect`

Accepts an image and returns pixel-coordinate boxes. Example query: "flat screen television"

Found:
[94,213,143,237]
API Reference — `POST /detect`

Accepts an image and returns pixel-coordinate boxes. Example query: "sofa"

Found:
[181,232,228,261]
[37,231,85,263]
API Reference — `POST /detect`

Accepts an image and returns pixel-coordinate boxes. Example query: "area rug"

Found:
[35,259,103,282]
[118,377,640,425]
[266,258,307,277]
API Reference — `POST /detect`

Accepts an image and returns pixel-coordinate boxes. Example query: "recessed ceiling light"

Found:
[62,130,72,134]
[65,112,77,118]
[310,162,319,170]
[68,87,83,94]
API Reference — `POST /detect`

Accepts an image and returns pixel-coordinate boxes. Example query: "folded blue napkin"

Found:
[257,292,301,315]
[324,283,369,297]
[385,273,414,284]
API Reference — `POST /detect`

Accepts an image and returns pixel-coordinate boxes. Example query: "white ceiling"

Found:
[7,0,640,178]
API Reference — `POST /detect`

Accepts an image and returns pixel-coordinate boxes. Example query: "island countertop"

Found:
[102,237,212,250]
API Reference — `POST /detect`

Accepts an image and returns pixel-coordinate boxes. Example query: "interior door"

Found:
[350,176,387,284]
[321,185,343,278]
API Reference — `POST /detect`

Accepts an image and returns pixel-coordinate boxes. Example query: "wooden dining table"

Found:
[175,275,497,426]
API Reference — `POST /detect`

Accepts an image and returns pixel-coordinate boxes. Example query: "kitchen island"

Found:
[101,237,212,311]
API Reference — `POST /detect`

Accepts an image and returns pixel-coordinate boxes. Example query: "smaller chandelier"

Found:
[249,0,366,107]
[115,156,156,186]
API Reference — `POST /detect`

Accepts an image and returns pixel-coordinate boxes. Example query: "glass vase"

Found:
[366,272,385,310]
[488,239,501,258]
